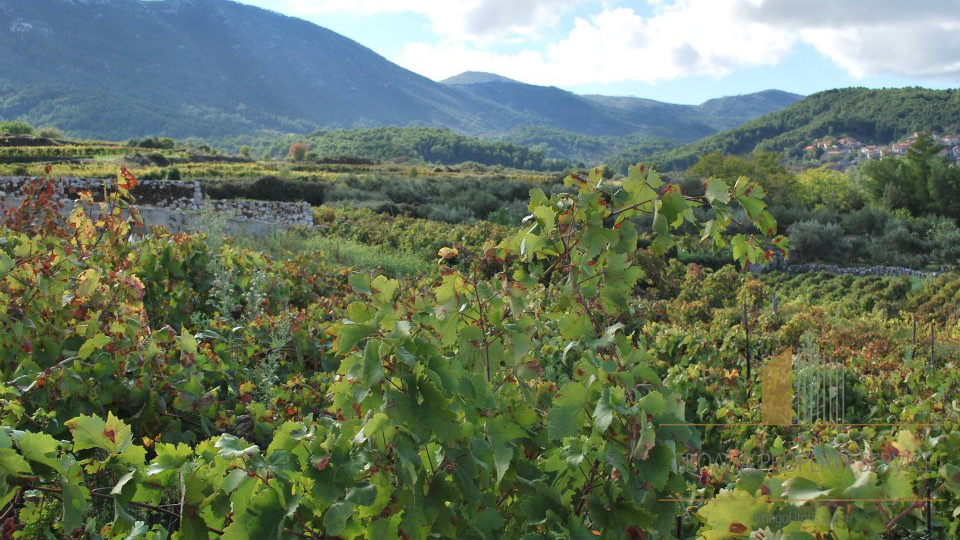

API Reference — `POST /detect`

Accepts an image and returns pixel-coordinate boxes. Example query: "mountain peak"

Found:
[441,71,521,85]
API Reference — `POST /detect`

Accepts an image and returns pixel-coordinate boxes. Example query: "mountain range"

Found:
[0,0,802,144]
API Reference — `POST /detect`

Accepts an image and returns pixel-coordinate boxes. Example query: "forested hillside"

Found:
[0,0,800,144]
[636,87,960,171]
[224,127,568,170]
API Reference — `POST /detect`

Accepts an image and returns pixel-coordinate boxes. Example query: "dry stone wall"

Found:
[0,176,313,228]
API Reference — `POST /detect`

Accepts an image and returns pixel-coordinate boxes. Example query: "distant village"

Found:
[803,132,960,170]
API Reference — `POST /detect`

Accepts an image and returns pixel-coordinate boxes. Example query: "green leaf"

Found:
[533,206,556,235]
[634,443,673,490]
[16,432,64,474]
[361,340,384,387]
[592,389,614,434]
[519,225,545,258]
[362,412,390,439]
[622,166,658,210]
[650,212,672,254]
[349,272,372,294]
[735,468,767,496]
[0,253,13,274]
[346,483,378,506]
[324,501,354,536]
[180,326,198,357]
[215,434,260,460]
[637,391,665,416]
[558,307,593,341]
[222,485,286,540]
[737,193,766,222]
[547,404,580,441]
[470,507,505,540]
[704,178,730,204]
[697,490,771,540]
[335,322,376,354]
[371,275,399,304]
[66,412,134,455]
[145,442,193,476]
[783,476,832,505]
[122,522,151,540]
[841,468,879,500]
[60,478,89,533]
[940,464,960,494]
[527,187,547,212]
[488,417,525,483]
[660,189,692,227]
[77,333,110,360]
[0,448,30,477]
[730,235,750,266]
[111,469,136,496]
[646,168,665,189]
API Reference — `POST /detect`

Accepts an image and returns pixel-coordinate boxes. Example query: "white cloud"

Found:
[397,1,796,84]
[275,0,590,41]
[746,1,960,80]
[259,0,960,85]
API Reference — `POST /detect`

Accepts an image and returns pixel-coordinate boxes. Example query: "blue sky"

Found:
[234,0,959,104]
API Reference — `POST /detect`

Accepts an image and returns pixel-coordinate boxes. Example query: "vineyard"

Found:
[0,162,957,540]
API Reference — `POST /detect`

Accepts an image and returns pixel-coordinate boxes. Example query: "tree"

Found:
[0,120,34,136]
[289,142,309,161]
[687,152,798,202]
[239,145,252,158]
[793,166,863,211]
[861,134,960,218]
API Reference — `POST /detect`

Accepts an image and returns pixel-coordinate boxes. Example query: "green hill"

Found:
[630,87,960,171]
[0,0,803,143]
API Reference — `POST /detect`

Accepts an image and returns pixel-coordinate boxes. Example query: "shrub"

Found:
[840,206,890,236]
[133,136,176,149]
[866,226,928,267]
[249,175,325,205]
[289,142,309,161]
[930,219,960,264]
[0,120,34,136]
[786,219,850,263]
[421,203,477,223]
[36,126,63,139]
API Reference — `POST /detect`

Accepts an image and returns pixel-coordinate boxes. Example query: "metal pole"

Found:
[820,350,825,423]
[828,360,833,423]
[799,349,805,423]
[841,360,845,423]
[830,362,840,424]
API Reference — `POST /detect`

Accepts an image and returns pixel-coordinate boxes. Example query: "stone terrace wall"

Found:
[0,176,199,206]
[782,263,939,278]
[0,176,312,227]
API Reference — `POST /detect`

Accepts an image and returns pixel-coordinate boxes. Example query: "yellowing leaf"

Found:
[437,247,459,260]
[77,333,110,360]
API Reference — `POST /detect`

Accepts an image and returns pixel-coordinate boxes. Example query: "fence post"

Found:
[913,317,917,349]
[930,324,935,367]
[743,302,751,380]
